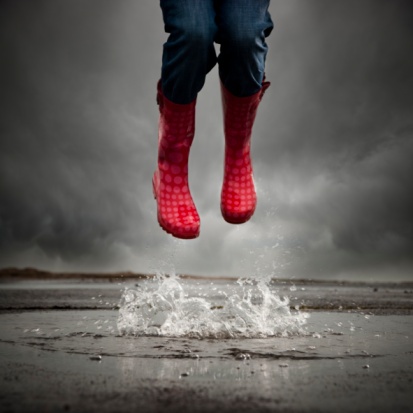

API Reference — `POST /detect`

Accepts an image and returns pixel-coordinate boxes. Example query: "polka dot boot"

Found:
[152,82,200,239]
[220,80,270,224]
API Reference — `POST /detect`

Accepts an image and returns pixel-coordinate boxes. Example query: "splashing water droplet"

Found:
[117,274,308,338]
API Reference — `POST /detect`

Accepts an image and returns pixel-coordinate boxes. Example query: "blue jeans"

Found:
[160,0,273,104]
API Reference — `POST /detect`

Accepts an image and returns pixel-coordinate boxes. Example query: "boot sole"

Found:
[221,209,254,225]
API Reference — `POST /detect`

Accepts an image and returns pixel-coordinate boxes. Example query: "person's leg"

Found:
[216,0,273,224]
[216,0,273,97]
[154,0,218,238]
[160,0,218,104]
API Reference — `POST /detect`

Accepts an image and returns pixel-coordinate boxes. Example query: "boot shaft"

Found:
[221,81,270,149]
[157,81,196,147]
[157,81,197,175]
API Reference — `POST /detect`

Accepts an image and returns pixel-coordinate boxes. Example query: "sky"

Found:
[1,0,413,281]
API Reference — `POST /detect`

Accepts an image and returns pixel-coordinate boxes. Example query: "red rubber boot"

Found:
[152,82,200,239]
[220,80,270,224]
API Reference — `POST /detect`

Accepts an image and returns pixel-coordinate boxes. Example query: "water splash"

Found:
[117,274,308,338]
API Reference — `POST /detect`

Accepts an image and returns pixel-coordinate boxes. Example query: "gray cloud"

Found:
[1,0,412,280]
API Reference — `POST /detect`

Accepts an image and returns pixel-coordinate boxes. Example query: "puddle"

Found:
[1,310,411,364]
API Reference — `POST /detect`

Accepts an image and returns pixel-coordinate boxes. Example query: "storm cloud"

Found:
[1,0,412,280]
